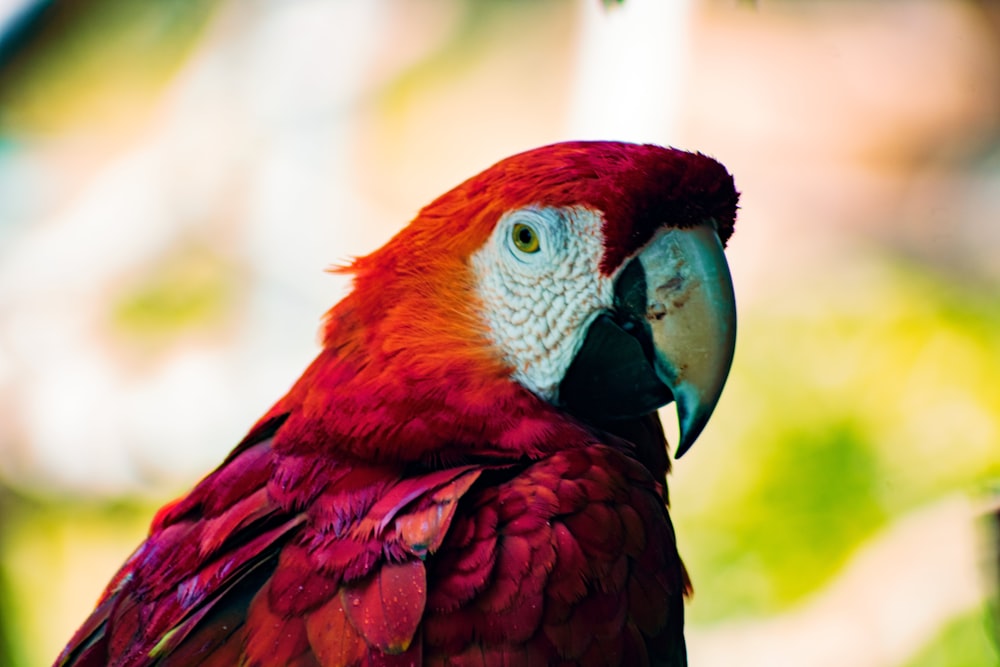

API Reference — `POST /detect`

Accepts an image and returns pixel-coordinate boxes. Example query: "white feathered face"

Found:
[471,206,613,401]
[470,203,737,457]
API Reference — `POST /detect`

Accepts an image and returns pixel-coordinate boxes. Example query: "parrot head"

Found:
[270,141,737,466]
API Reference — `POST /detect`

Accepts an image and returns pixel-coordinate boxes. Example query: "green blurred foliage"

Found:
[0,493,155,667]
[904,609,999,667]
[0,0,220,134]
[110,244,238,348]
[675,256,1000,622]
[0,493,16,667]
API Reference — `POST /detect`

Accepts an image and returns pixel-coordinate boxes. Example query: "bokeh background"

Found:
[0,0,998,665]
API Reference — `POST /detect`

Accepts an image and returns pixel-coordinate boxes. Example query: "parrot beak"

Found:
[558,222,736,458]
[632,224,737,457]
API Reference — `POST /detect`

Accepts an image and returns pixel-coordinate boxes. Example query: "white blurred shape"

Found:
[0,144,174,295]
[568,0,692,143]
[0,0,38,33]
[242,1,381,121]
[122,349,244,479]
[25,354,135,488]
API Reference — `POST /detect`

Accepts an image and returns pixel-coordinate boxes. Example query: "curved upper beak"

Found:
[557,222,736,459]
[631,224,737,457]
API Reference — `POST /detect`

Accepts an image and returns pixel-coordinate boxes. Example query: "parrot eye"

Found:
[497,207,563,265]
[512,223,540,253]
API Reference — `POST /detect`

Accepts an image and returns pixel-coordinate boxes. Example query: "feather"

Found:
[304,593,367,667]
[341,559,427,654]
[242,580,312,667]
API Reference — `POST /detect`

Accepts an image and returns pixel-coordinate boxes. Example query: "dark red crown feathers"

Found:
[348,141,738,282]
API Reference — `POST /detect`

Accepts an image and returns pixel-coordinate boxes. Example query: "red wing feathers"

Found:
[58,430,685,667]
[57,419,487,667]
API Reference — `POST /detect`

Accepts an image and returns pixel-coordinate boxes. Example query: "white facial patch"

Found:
[471,206,614,401]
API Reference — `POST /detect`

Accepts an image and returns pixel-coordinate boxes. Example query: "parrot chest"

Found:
[416,444,689,665]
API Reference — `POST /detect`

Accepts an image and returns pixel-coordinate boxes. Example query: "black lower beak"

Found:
[558,313,673,422]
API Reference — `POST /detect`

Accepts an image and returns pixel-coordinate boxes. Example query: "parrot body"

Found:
[56,141,739,667]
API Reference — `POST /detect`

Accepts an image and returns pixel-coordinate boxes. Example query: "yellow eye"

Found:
[512,223,540,253]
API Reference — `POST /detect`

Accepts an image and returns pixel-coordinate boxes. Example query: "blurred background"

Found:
[0,0,998,665]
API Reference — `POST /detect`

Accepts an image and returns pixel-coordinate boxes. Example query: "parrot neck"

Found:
[256,294,593,465]
[588,412,672,487]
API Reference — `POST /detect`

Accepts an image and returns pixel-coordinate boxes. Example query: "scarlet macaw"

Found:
[56,141,738,666]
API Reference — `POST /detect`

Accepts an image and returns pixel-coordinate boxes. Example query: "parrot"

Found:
[55,140,738,667]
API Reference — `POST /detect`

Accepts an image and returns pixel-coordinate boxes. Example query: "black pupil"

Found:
[518,227,534,245]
